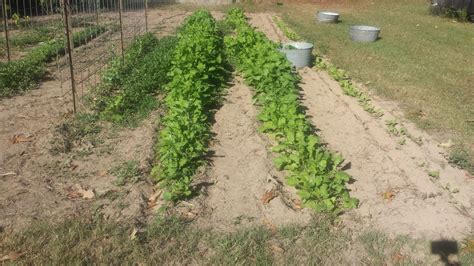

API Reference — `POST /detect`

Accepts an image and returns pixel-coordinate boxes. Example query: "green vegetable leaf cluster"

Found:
[272,16,301,41]
[91,33,178,124]
[151,10,227,201]
[224,8,358,213]
[315,58,383,118]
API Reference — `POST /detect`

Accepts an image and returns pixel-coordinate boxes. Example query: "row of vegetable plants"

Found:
[0,25,107,98]
[273,18,426,147]
[224,8,357,213]
[90,33,177,124]
[150,10,227,200]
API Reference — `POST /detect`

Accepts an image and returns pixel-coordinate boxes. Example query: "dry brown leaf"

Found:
[98,170,108,177]
[130,228,138,240]
[0,172,16,177]
[260,189,277,205]
[0,251,24,262]
[11,134,33,144]
[382,191,395,201]
[262,218,277,234]
[392,252,405,263]
[67,190,81,199]
[292,198,302,209]
[78,188,94,199]
[270,244,284,253]
[147,190,162,210]
[438,140,454,148]
[461,239,474,253]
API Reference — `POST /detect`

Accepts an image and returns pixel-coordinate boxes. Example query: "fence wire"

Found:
[1,0,148,112]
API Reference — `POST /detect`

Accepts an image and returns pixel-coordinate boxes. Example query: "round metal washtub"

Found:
[349,25,380,42]
[316,11,340,23]
[278,42,314,68]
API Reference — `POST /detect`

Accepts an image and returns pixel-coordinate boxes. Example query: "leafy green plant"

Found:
[385,119,407,137]
[314,56,383,118]
[92,33,178,124]
[224,8,357,214]
[272,16,301,41]
[449,146,473,174]
[432,6,472,22]
[428,170,440,179]
[151,10,227,201]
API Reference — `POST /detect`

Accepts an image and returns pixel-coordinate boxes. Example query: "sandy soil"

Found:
[247,12,473,240]
[187,78,312,231]
[0,9,189,231]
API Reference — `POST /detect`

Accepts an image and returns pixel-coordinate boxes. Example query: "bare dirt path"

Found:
[0,9,189,231]
[248,12,473,240]
[189,78,312,232]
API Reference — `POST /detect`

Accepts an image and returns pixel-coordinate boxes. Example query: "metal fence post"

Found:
[95,0,99,25]
[118,0,124,60]
[62,0,77,113]
[145,0,148,32]
[1,0,10,62]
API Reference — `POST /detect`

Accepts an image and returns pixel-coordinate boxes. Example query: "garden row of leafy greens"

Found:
[90,33,177,124]
[150,10,227,200]
[0,25,106,98]
[223,8,357,213]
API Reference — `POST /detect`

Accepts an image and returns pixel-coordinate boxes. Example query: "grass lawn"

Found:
[1,215,473,264]
[247,0,474,172]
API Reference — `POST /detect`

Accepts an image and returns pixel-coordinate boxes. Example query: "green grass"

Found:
[242,0,473,172]
[111,160,142,186]
[1,214,472,264]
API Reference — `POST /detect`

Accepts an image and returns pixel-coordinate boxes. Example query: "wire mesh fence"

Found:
[1,0,148,112]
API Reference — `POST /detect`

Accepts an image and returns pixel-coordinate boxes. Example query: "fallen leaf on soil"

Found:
[0,251,24,262]
[438,140,454,148]
[262,218,277,234]
[78,188,94,199]
[270,244,284,253]
[147,190,163,210]
[0,172,17,177]
[392,252,405,263]
[11,134,33,144]
[63,110,74,118]
[292,198,302,209]
[186,212,196,219]
[67,190,81,199]
[130,228,138,240]
[67,186,94,200]
[461,239,474,253]
[382,191,395,201]
[98,170,108,177]
[261,189,277,204]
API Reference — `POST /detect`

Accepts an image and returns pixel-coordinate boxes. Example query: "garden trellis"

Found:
[1,0,149,112]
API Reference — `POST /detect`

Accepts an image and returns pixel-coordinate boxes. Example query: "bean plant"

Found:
[224,8,358,213]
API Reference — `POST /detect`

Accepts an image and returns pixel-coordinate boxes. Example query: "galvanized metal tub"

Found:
[279,42,314,68]
[349,25,380,42]
[316,11,340,23]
